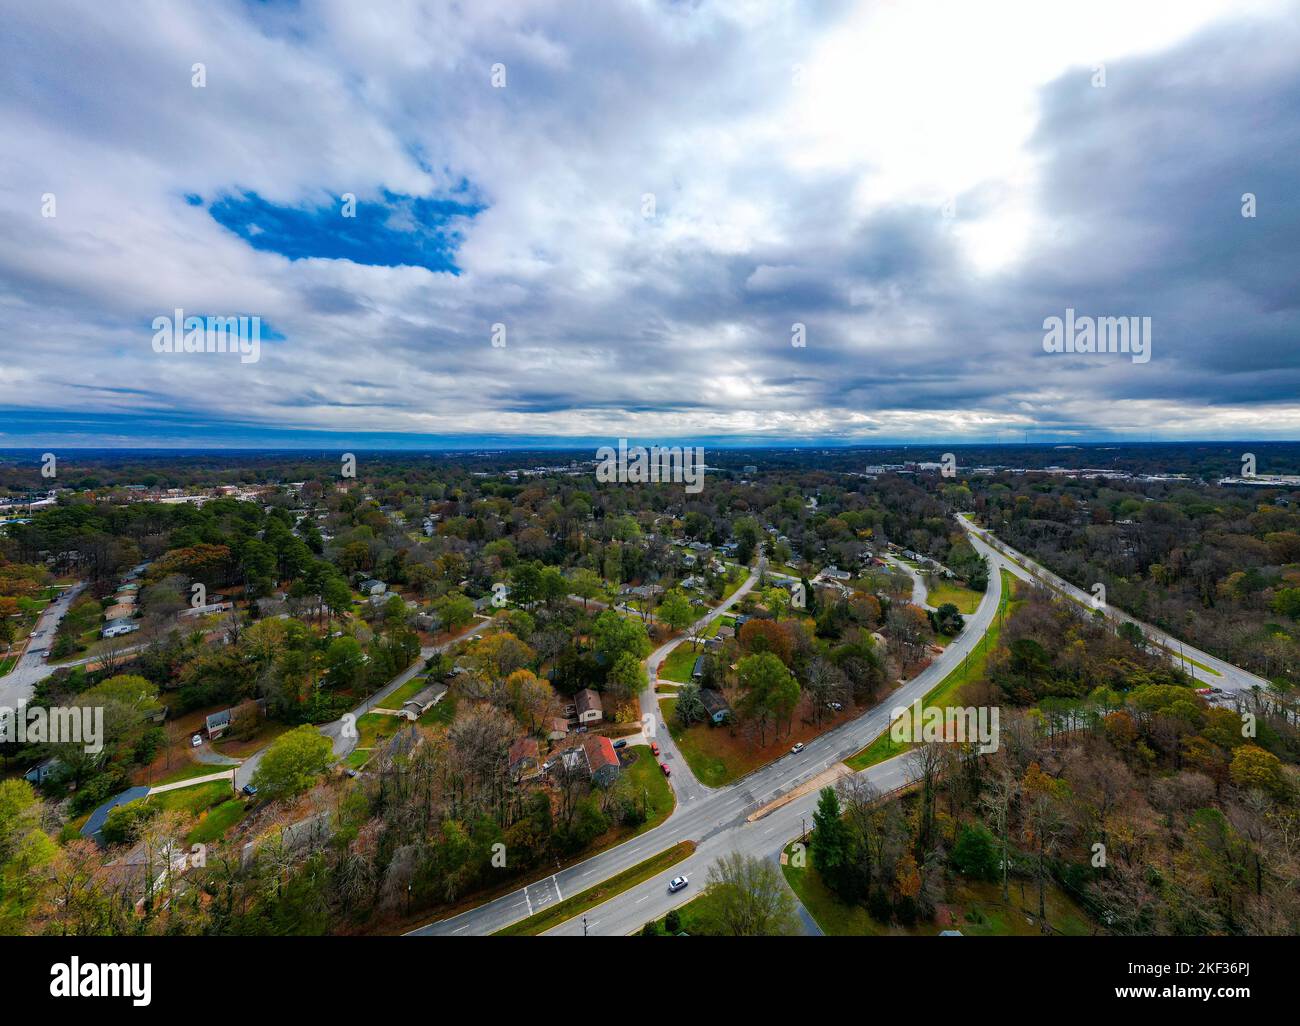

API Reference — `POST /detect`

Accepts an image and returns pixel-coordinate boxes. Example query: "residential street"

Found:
[0,581,85,708]
[639,558,765,807]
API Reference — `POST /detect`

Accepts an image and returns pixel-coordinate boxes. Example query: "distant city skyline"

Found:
[3,0,1299,446]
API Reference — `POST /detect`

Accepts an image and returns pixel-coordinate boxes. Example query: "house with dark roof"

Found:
[398,682,447,721]
[691,654,706,680]
[205,709,232,739]
[574,688,603,725]
[700,688,732,724]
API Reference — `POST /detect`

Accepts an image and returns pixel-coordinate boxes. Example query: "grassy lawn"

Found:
[145,780,234,818]
[926,578,982,614]
[661,696,849,788]
[355,711,401,750]
[421,693,457,727]
[659,644,702,684]
[343,748,372,771]
[719,571,747,602]
[493,840,695,936]
[380,675,432,708]
[0,656,15,675]
[623,746,675,833]
[186,798,247,845]
[660,697,733,786]
[148,759,233,787]
[643,885,732,935]
[846,569,1018,771]
[782,842,1095,936]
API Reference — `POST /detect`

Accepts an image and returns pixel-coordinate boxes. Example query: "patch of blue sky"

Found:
[205,188,483,273]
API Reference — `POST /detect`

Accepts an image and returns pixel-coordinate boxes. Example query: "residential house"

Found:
[547,717,569,742]
[359,579,387,597]
[398,682,447,721]
[574,688,603,725]
[179,601,233,618]
[700,689,732,724]
[23,757,62,785]
[205,709,232,740]
[581,734,621,787]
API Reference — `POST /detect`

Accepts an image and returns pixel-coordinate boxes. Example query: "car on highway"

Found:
[667,876,688,893]
[791,742,805,754]
[660,762,671,777]
[650,742,660,756]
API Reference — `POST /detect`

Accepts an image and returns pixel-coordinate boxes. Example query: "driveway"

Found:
[881,554,935,611]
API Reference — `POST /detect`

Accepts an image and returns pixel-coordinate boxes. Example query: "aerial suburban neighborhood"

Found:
[1,0,1296,1012]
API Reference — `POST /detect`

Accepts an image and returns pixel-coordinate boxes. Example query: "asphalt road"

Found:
[956,514,1269,695]
[638,560,765,806]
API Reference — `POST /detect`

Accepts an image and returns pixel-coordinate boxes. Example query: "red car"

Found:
[650,742,660,756]
[660,762,671,777]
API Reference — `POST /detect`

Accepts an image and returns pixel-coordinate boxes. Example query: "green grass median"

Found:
[493,840,696,936]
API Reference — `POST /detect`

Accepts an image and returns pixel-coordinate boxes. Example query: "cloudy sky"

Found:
[2,0,1298,448]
